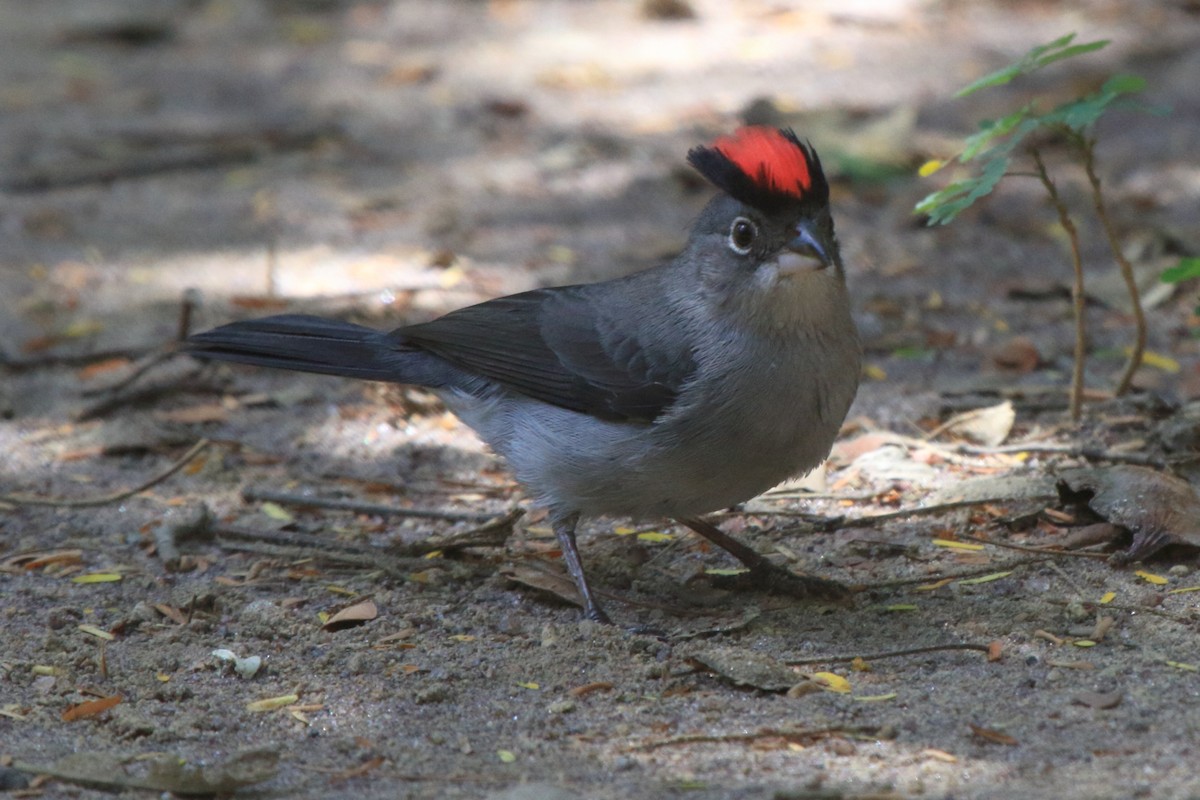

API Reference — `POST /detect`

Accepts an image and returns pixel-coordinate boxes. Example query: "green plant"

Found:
[1161,257,1200,317]
[916,34,1156,420]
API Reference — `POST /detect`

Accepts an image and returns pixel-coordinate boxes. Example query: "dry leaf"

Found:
[322,599,378,632]
[1073,690,1122,709]
[1056,466,1200,561]
[687,645,797,692]
[61,694,122,722]
[968,723,1018,745]
[934,401,1015,446]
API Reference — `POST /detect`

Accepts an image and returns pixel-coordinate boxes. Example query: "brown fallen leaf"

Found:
[1055,466,1200,561]
[1073,690,1123,710]
[992,336,1042,373]
[686,645,797,692]
[62,694,122,722]
[968,723,1018,746]
[155,404,230,425]
[499,562,583,610]
[322,598,378,632]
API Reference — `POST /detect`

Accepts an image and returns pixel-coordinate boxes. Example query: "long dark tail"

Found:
[186,314,411,382]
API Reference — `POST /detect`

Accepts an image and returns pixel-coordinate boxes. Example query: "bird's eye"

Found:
[727,217,757,255]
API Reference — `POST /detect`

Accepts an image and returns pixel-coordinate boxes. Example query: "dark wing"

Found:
[393,285,696,422]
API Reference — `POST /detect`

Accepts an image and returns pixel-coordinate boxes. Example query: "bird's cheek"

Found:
[776,251,827,276]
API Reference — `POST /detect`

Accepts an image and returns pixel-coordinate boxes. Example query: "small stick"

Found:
[1083,140,1145,396]
[629,725,878,752]
[958,533,1110,559]
[1032,147,1086,421]
[241,486,496,523]
[862,556,1049,589]
[785,642,991,666]
[0,439,211,508]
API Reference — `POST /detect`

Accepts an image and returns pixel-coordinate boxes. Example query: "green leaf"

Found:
[956,34,1109,98]
[1038,73,1147,132]
[961,105,1033,161]
[917,155,1010,225]
[1031,39,1110,70]
[1162,257,1200,284]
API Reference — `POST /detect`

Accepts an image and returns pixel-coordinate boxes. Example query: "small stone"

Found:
[415,684,450,705]
[547,699,575,714]
[829,738,857,756]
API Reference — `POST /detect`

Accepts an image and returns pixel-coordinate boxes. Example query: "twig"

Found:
[80,289,203,399]
[628,725,879,752]
[78,346,182,399]
[213,524,424,570]
[241,486,496,523]
[0,439,211,507]
[958,533,1110,559]
[1032,147,1086,421]
[951,442,1166,467]
[862,556,1049,589]
[1083,139,1145,396]
[839,496,1055,529]
[785,642,991,666]
[1,345,159,373]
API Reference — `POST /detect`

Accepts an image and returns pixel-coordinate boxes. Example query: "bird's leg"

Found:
[552,512,612,624]
[676,516,849,600]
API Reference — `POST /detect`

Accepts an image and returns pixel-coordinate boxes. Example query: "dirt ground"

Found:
[4,1,1200,798]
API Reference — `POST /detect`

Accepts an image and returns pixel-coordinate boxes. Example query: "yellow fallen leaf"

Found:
[1098,591,1116,604]
[61,319,105,339]
[260,501,294,522]
[885,604,918,612]
[931,538,985,551]
[326,585,357,596]
[956,571,1013,586]
[918,159,945,177]
[852,693,897,702]
[423,550,444,559]
[246,693,300,712]
[915,578,955,591]
[1073,640,1097,648]
[1131,348,1180,373]
[1166,586,1200,595]
[862,364,887,381]
[1166,660,1199,672]
[497,750,516,763]
[1134,570,1169,586]
[613,526,637,536]
[77,624,115,641]
[636,532,673,543]
[516,681,539,690]
[810,672,852,694]
[71,572,123,584]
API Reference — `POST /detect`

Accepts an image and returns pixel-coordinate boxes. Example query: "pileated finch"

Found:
[187,127,861,623]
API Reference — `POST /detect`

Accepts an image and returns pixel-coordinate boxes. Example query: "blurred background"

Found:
[2,0,1198,419]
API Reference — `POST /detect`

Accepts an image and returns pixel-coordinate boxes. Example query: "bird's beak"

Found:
[777,220,832,275]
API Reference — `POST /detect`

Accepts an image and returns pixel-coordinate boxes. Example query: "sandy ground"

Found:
[4,1,1200,798]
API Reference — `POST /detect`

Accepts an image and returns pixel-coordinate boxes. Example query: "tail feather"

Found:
[186,314,409,382]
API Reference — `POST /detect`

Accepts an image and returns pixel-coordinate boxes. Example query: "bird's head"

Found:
[684,127,843,328]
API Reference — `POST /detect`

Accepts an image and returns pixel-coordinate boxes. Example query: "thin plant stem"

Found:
[1082,139,1145,395]
[1031,147,1086,421]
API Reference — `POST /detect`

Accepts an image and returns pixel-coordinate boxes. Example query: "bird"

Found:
[186,126,862,624]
